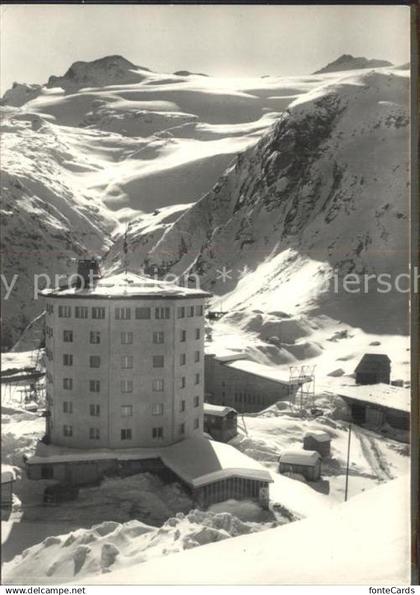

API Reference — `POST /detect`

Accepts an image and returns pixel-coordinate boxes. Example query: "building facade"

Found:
[43,271,210,449]
[205,354,299,413]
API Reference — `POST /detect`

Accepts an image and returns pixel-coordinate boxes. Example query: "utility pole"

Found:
[344,422,352,502]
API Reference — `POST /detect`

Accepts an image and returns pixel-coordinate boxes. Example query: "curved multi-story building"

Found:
[43,269,210,449]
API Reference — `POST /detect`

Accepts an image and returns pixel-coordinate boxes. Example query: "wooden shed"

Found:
[278,450,321,481]
[1,468,15,508]
[355,354,391,385]
[203,403,238,442]
[303,431,331,458]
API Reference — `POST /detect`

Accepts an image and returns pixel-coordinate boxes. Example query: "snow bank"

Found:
[3,507,272,584]
[87,476,410,585]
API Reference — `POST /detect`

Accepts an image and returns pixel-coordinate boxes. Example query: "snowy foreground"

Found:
[1,353,410,585]
[87,477,410,585]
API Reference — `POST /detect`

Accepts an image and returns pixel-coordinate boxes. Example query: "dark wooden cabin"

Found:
[355,354,391,385]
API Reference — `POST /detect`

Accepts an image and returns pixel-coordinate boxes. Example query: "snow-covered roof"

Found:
[227,359,312,386]
[203,403,237,417]
[279,450,321,466]
[41,271,211,300]
[303,431,331,443]
[1,465,16,483]
[337,384,410,414]
[26,437,272,487]
[162,437,273,488]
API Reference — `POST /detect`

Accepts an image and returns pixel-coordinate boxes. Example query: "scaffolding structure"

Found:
[288,364,316,415]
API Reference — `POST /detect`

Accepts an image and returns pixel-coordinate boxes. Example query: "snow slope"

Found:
[86,476,409,585]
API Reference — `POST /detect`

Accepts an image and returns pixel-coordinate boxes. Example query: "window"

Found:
[63,401,73,414]
[153,331,164,344]
[152,403,164,416]
[188,306,194,318]
[89,427,100,440]
[194,418,200,430]
[194,396,199,407]
[121,405,133,417]
[180,353,186,366]
[41,466,53,479]
[195,328,200,340]
[152,379,164,392]
[180,329,186,342]
[121,380,133,393]
[135,307,151,319]
[75,306,88,319]
[92,307,105,319]
[152,427,163,440]
[89,404,100,416]
[152,355,164,368]
[89,355,101,368]
[121,332,133,345]
[89,380,100,393]
[46,303,54,315]
[196,305,204,316]
[90,331,101,344]
[63,424,73,437]
[115,307,131,320]
[179,376,186,389]
[58,305,71,318]
[121,428,132,441]
[63,330,73,342]
[63,354,73,366]
[180,400,185,412]
[177,306,185,319]
[155,307,170,320]
[194,373,200,385]
[63,378,73,390]
[179,423,185,436]
[121,355,133,369]
[46,326,53,338]
[194,351,200,363]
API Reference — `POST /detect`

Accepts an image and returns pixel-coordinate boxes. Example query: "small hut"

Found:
[278,450,321,481]
[203,403,238,442]
[355,354,391,385]
[303,431,331,458]
[1,467,15,508]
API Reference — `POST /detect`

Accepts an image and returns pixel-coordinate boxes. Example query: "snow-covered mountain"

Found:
[108,68,409,334]
[0,56,326,349]
[1,57,409,357]
[314,54,393,74]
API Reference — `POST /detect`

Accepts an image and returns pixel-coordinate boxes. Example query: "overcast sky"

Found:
[0,4,410,92]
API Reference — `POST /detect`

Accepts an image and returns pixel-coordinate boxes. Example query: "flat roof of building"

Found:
[279,450,321,466]
[337,384,410,414]
[203,403,237,417]
[303,431,331,443]
[227,359,312,386]
[41,271,211,300]
[26,437,273,488]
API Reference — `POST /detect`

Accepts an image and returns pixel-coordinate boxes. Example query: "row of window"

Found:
[233,392,266,405]
[62,419,200,440]
[62,396,200,416]
[51,305,204,320]
[59,373,201,391]
[47,328,201,343]
[58,351,200,367]
[50,354,201,370]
